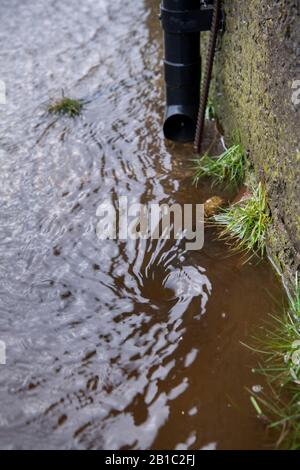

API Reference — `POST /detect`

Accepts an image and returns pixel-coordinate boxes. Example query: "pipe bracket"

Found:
[160,5,214,33]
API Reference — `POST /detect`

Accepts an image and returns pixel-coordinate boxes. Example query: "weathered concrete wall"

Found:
[212,0,300,282]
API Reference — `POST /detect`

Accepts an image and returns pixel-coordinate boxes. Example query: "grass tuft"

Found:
[205,98,216,120]
[249,277,300,449]
[48,95,83,118]
[192,144,245,189]
[213,182,271,258]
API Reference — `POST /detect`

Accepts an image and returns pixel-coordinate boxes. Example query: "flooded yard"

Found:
[0,0,284,450]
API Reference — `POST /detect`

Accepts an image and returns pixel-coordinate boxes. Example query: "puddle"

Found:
[0,0,283,450]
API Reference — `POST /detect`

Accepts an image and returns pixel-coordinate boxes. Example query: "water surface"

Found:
[0,0,283,450]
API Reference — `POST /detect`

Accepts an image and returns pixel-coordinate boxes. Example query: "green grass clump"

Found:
[250,277,300,449]
[205,98,216,120]
[48,96,83,117]
[192,144,245,189]
[213,182,270,258]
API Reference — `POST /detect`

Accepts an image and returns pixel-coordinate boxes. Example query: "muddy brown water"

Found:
[0,0,284,450]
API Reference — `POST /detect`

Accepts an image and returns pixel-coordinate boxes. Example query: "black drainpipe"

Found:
[160,0,214,143]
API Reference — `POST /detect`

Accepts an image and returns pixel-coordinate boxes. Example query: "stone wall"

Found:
[211,0,300,282]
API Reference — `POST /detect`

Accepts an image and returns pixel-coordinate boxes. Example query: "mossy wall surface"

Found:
[212,0,300,282]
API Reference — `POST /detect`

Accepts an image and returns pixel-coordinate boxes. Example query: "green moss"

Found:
[205,97,216,120]
[212,0,300,284]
